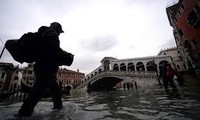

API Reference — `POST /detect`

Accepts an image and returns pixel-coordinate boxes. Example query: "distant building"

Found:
[0,62,18,94]
[166,0,200,71]
[57,68,85,89]
[85,55,173,81]
[21,63,85,89]
[157,47,186,71]
[21,63,35,86]
[85,47,186,83]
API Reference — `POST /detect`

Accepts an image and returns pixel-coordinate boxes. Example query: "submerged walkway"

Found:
[0,74,200,120]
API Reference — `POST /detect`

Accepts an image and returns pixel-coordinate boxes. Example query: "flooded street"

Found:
[70,87,200,120]
[1,79,200,120]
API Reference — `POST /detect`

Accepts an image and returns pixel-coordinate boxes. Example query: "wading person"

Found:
[15,22,68,117]
[160,62,168,92]
[160,63,177,93]
[166,64,177,91]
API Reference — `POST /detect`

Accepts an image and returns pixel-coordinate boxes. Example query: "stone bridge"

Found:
[74,71,157,91]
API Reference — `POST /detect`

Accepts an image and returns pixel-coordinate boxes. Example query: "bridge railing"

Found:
[74,70,157,90]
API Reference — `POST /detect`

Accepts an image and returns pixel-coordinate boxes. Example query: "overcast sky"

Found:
[0,0,177,74]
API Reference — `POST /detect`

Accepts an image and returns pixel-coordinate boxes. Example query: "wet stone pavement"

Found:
[1,75,200,120]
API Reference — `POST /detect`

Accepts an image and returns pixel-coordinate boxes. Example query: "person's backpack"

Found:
[5,30,74,66]
[5,32,41,63]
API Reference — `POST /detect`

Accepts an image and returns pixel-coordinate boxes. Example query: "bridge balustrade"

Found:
[74,70,157,90]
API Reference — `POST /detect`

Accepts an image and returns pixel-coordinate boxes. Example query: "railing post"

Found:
[135,81,138,90]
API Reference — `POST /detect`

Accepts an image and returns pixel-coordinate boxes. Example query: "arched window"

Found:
[120,63,126,71]
[177,65,180,69]
[146,61,157,71]
[98,69,102,73]
[103,60,110,71]
[136,62,145,71]
[113,64,119,71]
[128,62,135,71]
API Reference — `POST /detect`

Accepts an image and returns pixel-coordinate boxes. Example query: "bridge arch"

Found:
[146,61,157,71]
[89,76,124,91]
[103,60,111,71]
[95,72,97,75]
[113,63,119,71]
[128,62,135,71]
[136,62,145,71]
[98,69,102,73]
[120,63,126,71]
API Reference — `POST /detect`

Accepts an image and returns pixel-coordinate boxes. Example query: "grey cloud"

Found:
[0,48,19,66]
[69,54,102,74]
[127,46,135,50]
[81,35,118,52]
[159,36,176,49]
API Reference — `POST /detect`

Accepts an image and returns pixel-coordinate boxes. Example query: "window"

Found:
[179,56,183,60]
[181,4,184,10]
[197,52,200,58]
[183,64,186,69]
[1,72,5,79]
[177,65,180,69]
[28,70,32,74]
[14,76,18,80]
[194,3,200,13]
[191,39,198,46]
[187,10,200,27]
[174,16,178,22]
[179,4,184,16]
[178,10,181,16]
[178,29,184,37]
[198,0,200,7]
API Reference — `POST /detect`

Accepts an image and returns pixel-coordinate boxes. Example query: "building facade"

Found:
[166,0,200,71]
[158,47,186,71]
[0,62,19,94]
[57,68,85,89]
[21,63,85,89]
[85,47,186,81]
[86,56,172,80]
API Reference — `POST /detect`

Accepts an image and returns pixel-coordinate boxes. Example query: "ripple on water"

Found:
[84,103,108,111]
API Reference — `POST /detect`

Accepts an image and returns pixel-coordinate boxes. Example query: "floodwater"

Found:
[70,87,200,120]
[1,81,200,120]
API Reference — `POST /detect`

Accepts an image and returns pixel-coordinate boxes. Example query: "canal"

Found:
[1,83,200,120]
[70,87,200,120]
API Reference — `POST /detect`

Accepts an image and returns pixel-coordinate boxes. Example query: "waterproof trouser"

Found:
[18,71,62,117]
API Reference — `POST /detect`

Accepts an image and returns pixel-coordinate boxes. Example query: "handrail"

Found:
[74,71,157,90]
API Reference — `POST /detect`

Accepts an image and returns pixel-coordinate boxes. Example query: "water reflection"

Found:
[0,85,200,120]
[69,87,200,120]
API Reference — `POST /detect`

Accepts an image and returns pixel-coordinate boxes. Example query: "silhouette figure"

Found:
[166,64,177,90]
[160,63,177,93]
[15,22,73,117]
